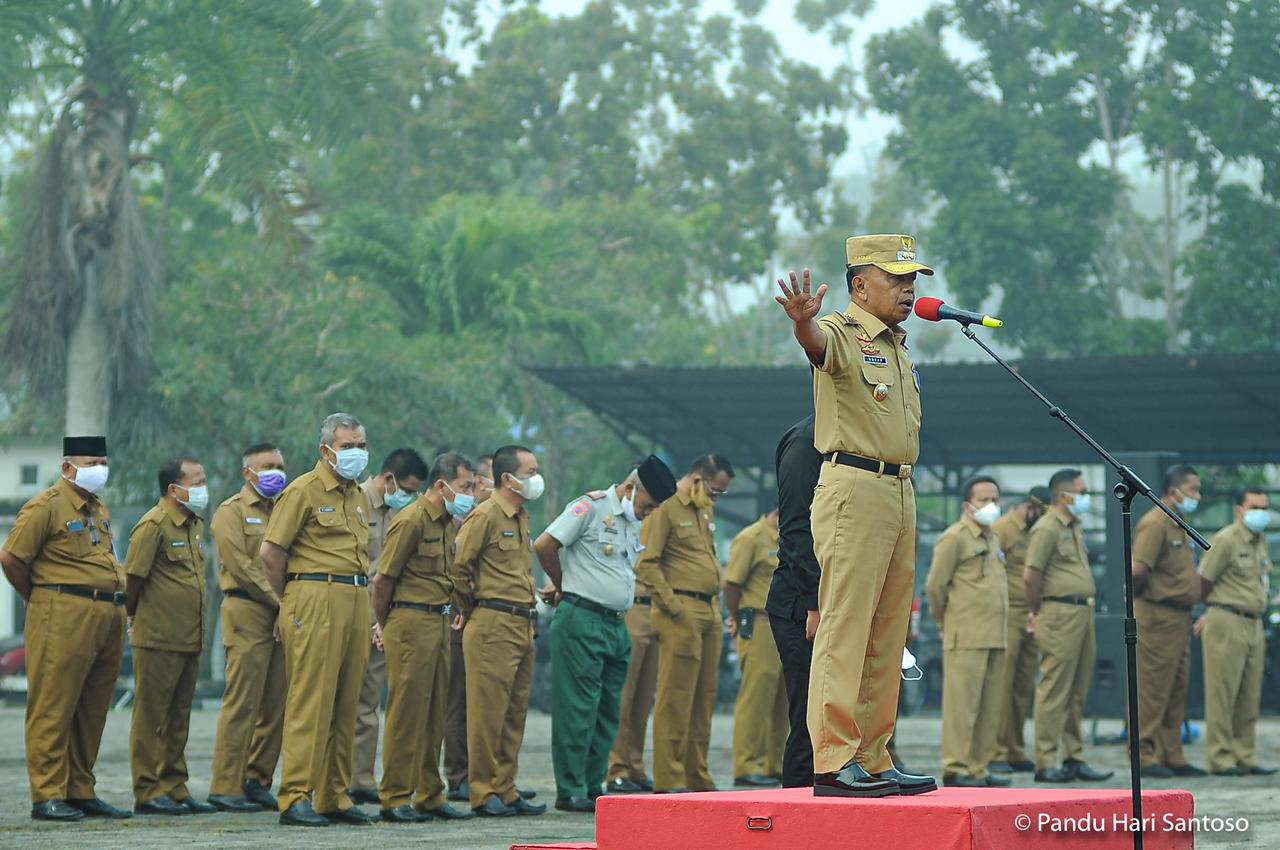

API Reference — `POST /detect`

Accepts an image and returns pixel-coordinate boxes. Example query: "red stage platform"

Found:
[512,787,1198,850]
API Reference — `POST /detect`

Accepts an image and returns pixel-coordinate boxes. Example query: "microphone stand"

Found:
[958,323,1210,850]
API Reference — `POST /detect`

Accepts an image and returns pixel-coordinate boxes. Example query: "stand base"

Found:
[512,788,1196,850]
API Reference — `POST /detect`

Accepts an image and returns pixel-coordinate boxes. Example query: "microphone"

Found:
[913,296,1003,328]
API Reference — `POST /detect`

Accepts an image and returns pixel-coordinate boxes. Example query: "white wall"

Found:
[0,437,63,501]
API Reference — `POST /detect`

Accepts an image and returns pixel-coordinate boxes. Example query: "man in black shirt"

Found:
[765,414,823,787]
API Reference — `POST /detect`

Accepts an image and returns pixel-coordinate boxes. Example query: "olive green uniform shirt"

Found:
[125,499,207,653]
[451,490,533,614]
[4,478,122,592]
[992,509,1031,614]
[212,484,278,608]
[377,496,457,607]
[635,490,720,616]
[724,517,779,611]
[812,300,922,464]
[1025,506,1094,601]
[926,516,1008,649]
[1133,507,1198,607]
[264,460,370,576]
[1200,521,1270,616]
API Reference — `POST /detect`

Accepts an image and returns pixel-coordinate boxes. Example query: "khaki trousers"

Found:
[993,607,1037,763]
[277,580,370,813]
[651,598,721,791]
[131,647,200,803]
[941,647,1005,778]
[24,589,125,803]
[379,608,451,810]
[732,614,787,779]
[807,464,915,774]
[463,605,535,808]
[1033,601,1094,770]
[444,628,468,789]
[351,636,386,790]
[1202,606,1265,773]
[209,596,287,795]
[1135,598,1191,769]
[607,600,658,783]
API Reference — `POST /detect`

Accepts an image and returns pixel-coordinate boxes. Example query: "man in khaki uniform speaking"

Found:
[261,412,375,827]
[1025,468,1112,784]
[1132,465,1206,779]
[207,442,290,812]
[1,436,131,822]
[350,448,428,806]
[452,444,547,817]
[637,454,735,794]
[125,456,217,816]
[723,507,785,787]
[989,486,1049,775]
[372,451,476,823]
[925,477,1009,788]
[1198,488,1277,777]
[774,235,935,798]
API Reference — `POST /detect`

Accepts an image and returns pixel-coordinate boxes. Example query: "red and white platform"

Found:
[513,787,1197,850]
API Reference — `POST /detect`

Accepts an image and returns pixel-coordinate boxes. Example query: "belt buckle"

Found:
[112,591,126,605]
[442,604,453,617]
[897,464,913,480]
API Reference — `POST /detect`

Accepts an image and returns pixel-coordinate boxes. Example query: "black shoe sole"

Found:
[279,816,331,826]
[894,783,938,796]
[32,813,85,822]
[813,783,899,798]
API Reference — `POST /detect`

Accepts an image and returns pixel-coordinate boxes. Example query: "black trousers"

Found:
[771,613,815,787]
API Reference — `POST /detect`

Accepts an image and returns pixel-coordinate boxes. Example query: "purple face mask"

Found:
[254,469,288,498]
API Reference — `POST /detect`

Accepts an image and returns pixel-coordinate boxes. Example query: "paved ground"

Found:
[0,707,1277,848]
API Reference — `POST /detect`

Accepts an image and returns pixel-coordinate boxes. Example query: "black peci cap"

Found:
[637,455,677,503]
[1028,486,1051,507]
[64,435,108,457]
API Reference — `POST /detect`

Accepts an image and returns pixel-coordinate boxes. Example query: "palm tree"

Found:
[1,0,386,435]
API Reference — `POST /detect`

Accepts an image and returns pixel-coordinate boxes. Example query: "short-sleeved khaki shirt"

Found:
[1200,521,1270,615]
[377,495,457,606]
[635,490,720,615]
[360,477,396,575]
[1133,506,1198,607]
[1025,506,1095,601]
[125,499,207,653]
[212,484,278,608]
[925,516,1008,649]
[451,490,533,613]
[3,478,122,592]
[264,460,370,576]
[812,300,921,464]
[992,509,1031,612]
[724,517,779,611]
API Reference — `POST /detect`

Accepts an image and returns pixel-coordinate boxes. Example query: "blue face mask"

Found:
[1177,494,1199,514]
[1068,492,1092,516]
[327,446,369,481]
[386,488,417,511]
[445,483,475,518]
[1243,509,1271,534]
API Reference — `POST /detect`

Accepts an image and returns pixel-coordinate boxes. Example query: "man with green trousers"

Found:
[535,456,677,813]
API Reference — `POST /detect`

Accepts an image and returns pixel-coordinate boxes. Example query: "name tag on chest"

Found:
[245,517,264,525]
[863,355,889,367]
[170,540,187,548]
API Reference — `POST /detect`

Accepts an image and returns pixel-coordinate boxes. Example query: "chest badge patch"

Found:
[246,516,264,525]
[863,354,889,366]
[318,506,337,513]
[602,513,616,529]
[873,383,890,402]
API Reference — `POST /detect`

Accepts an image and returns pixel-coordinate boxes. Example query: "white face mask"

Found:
[622,487,639,523]
[67,463,110,495]
[513,472,545,501]
[971,502,1001,527]
[178,484,209,513]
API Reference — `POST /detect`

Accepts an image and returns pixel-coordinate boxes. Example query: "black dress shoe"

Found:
[424,802,473,820]
[32,800,85,821]
[1034,767,1072,783]
[1141,764,1175,779]
[473,796,516,817]
[984,774,1012,787]
[1008,760,1037,773]
[179,796,218,814]
[555,795,596,813]
[1169,764,1207,777]
[348,787,381,806]
[243,779,278,810]
[323,806,377,825]
[607,777,645,794]
[813,760,899,798]
[987,761,1013,774]
[1210,767,1246,776]
[874,767,937,795]
[636,776,655,791]
[279,799,330,826]
[135,794,192,816]
[207,794,262,813]
[380,805,421,823]
[588,786,604,801]
[1246,765,1278,776]
[734,774,782,787]
[1064,760,1113,782]
[943,773,986,788]
[519,788,537,800]
[512,797,547,816]
[67,797,132,819]
[447,781,469,802]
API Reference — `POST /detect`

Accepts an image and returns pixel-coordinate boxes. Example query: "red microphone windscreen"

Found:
[914,297,943,321]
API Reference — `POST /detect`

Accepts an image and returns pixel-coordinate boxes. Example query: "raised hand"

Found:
[774,268,828,324]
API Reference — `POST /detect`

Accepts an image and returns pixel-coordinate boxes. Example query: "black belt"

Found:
[287,573,369,587]
[36,584,125,605]
[1209,603,1260,621]
[562,592,625,619]
[1145,597,1194,612]
[674,589,716,604]
[633,596,652,606]
[391,601,452,615]
[823,452,913,480]
[476,599,537,620]
[225,588,255,602]
[1043,595,1092,607]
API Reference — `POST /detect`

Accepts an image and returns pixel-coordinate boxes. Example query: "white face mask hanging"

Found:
[901,647,923,682]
